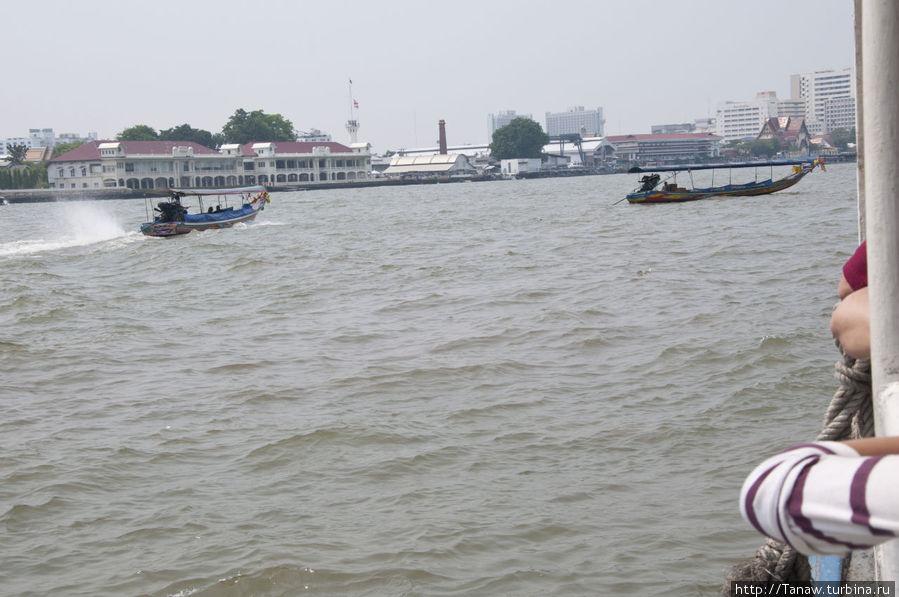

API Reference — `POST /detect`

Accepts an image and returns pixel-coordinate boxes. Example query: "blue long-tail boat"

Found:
[140,186,270,237]
[625,158,823,204]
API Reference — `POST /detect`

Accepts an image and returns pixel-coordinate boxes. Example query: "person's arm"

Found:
[830,287,870,358]
[741,440,899,555]
[844,435,899,456]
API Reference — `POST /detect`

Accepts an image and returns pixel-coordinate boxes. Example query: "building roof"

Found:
[383,153,473,174]
[543,136,613,154]
[757,117,808,142]
[25,146,52,162]
[395,144,490,158]
[606,133,721,143]
[241,141,353,156]
[50,140,219,162]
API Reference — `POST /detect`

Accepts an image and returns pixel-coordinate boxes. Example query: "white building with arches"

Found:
[48,139,372,190]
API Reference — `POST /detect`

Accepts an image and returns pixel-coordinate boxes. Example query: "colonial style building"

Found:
[48,140,372,190]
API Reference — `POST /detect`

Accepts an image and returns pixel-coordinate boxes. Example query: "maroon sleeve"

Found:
[843,241,868,291]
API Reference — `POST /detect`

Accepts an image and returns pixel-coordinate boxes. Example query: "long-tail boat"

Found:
[140,186,270,237]
[625,158,823,204]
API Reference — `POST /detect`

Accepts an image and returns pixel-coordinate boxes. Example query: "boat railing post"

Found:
[861,0,899,580]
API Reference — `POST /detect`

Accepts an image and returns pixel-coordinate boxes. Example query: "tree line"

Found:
[115,108,296,147]
[0,109,297,190]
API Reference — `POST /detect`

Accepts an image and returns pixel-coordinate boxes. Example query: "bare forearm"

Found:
[844,435,899,456]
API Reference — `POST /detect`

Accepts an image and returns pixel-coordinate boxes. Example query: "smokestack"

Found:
[438,120,447,154]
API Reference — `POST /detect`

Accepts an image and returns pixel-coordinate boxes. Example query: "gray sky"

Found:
[3,0,854,153]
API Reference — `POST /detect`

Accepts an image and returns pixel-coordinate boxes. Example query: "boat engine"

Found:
[638,174,661,192]
[155,200,188,222]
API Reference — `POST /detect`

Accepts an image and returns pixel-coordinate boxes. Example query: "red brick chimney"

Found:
[438,120,447,154]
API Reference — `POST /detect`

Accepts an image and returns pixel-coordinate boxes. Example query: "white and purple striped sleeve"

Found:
[740,441,899,555]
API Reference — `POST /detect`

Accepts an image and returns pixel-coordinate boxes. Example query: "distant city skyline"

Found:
[2,0,854,153]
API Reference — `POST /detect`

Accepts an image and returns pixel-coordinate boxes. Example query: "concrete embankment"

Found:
[0,177,500,203]
[0,188,152,203]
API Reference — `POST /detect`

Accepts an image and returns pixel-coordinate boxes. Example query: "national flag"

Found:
[353,99,359,109]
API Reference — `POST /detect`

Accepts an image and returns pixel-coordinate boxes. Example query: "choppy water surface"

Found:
[0,166,860,596]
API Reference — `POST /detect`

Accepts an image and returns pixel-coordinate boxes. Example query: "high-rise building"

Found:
[488,110,532,140]
[777,99,807,120]
[545,106,605,138]
[715,92,781,141]
[790,68,855,134]
[824,96,857,132]
[29,128,55,147]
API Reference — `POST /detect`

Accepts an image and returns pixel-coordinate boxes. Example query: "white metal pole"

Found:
[855,0,866,241]
[862,0,899,580]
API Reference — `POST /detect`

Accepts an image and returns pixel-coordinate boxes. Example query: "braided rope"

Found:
[722,346,872,595]
[818,351,872,442]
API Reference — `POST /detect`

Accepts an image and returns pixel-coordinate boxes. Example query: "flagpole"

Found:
[345,77,359,144]
[348,78,353,121]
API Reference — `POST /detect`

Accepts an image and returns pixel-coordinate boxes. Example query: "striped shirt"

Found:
[740,441,899,555]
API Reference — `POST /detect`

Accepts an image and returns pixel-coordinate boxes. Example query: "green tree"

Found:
[746,138,781,158]
[159,124,218,148]
[220,109,296,145]
[831,127,856,150]
[52,141,85,159]
[117,125,159,141]
[5,143,28,165]
[489,118,549,160]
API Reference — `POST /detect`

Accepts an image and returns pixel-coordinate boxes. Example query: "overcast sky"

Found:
[3,0,854,153]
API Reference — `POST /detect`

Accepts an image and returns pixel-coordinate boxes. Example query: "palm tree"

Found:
[5,143,28,166]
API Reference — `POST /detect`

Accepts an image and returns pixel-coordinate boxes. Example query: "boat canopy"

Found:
[627,159,815,174]
[169,185,266,196]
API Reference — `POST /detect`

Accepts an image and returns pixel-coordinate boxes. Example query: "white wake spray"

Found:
[0,203,131,257]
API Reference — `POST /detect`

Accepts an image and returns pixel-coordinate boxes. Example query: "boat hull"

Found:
[140,209,261,237]
[626,190,713,204]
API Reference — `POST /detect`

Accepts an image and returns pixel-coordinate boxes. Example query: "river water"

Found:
[0,164,860,596]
